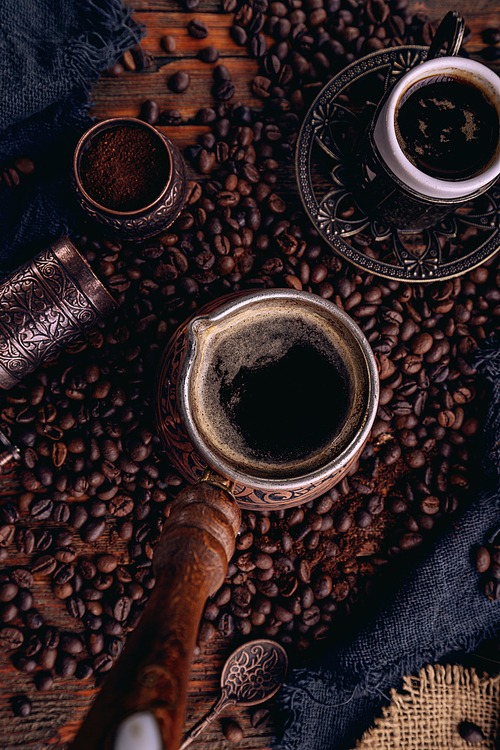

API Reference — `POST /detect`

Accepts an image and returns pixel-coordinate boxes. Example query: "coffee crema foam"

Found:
[189,309,359,477]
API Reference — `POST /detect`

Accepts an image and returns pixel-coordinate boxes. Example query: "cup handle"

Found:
[69,477,241,750]
[427,10,465,60]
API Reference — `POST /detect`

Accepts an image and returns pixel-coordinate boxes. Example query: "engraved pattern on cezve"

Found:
[296,45,500,281]
[0,247,101,381]
[223,642,288,703]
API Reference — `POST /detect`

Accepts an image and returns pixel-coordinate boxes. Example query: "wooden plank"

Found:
[129,0,223,11]
[89,59,262,121]
[133,12,250,58]
[130,9,500,59]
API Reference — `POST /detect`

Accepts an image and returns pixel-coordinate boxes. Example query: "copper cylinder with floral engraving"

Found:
[0,237,117,389]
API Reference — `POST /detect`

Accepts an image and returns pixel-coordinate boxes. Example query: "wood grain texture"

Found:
[90,61,262,122]
[133,12,250,57]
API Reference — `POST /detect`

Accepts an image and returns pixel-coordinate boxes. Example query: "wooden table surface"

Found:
[1,1,500,749]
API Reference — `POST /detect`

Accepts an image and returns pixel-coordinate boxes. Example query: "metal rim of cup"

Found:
[373,56,500,200]
[72,117,173,216]
[177,288,380,493]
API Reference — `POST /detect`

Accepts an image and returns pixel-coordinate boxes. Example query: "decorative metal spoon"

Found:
[179,639,288,750]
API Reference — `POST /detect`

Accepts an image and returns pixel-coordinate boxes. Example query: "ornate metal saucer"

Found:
[179,639,288,749]
[296,46,500,282]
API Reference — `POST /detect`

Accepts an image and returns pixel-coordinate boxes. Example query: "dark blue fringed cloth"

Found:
[0,0,145,273]
[277,341,500,750]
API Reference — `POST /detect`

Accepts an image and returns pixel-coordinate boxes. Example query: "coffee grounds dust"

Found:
[79,125,170,212]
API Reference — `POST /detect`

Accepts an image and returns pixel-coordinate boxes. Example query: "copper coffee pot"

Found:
[71,290,379,750]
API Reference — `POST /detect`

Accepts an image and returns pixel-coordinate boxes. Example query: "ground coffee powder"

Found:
[79,124,170,212]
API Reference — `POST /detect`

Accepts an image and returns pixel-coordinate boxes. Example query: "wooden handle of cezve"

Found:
[70,479,241,750]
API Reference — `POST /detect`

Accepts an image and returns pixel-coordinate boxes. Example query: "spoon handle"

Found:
[179,691,235,750]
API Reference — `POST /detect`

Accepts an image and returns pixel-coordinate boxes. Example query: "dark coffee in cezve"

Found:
[194,312,353,475]
[395,75,500,180]
[219,342,348,463]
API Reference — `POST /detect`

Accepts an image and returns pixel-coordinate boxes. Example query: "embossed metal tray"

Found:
[296,46,500,282]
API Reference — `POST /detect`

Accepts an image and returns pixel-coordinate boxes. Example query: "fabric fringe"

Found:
[63,0,145,88]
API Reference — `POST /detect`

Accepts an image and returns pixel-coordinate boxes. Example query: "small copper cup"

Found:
[0,237,117,389]
[71,117,188,241]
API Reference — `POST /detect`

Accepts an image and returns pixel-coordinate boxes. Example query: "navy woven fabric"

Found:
[278,343,500,750]
[0,0,144,274]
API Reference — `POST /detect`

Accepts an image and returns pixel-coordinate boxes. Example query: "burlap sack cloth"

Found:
[354,664,500,749]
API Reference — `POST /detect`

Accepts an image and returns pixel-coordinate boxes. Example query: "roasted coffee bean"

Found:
[188,19,209,38]
[107,637,123,657]
[24,610,43,629]
[24,634,42,657]
[475,546,491,573]
[458,721,484,743]
[88,631,104,656]
[67,596,86,619]
[54,564,75,585]
[76,662,94,680]
[36,671,54,691]
[1,502,19,524]
[94,653,114,673]
[82,519,106,543]
[31,497,53,520]
[141,100,159,125]
[199,45,219,63]
[16,528,35,555]
[12,695,31,717]
[160,34,177,53]
[71,505,88,529]
[169,71,190,93]
[55,547,76,563]
[214,81,235,101]
[15,655,37,673]
[0,627,24,649]
[43,626,60,649]
[231,25,248,45]
[38,647,57,670]
[0,583,18,602]
[113,596,132,622]
[57,653,77,677]
[223,720,244,742]
[60,633,84,654]
[399,533,423,551]
[251,34,268,57]
[96,554,117,573]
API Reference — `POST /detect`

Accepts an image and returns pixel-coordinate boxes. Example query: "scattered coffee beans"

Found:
[1,7,499,744]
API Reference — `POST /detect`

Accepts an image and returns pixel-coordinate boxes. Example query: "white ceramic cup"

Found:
[373,56,500,202]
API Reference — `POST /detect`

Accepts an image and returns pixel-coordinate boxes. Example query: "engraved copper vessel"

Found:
[71,117,188,241]
[0,237,117,389]
[155,288,379,510]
